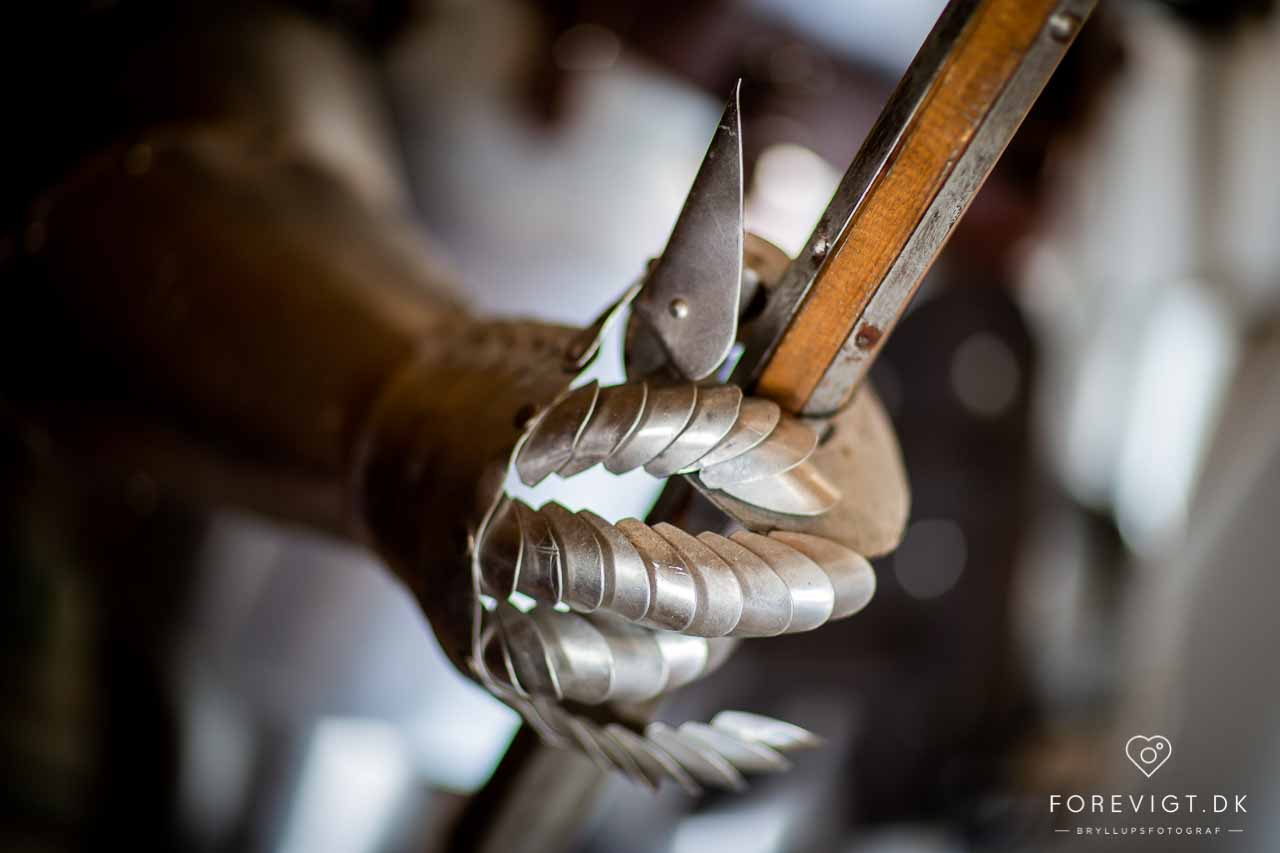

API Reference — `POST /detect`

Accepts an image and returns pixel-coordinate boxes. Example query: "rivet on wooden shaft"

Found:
[1047,12,1079,43]
[853,324,882,350]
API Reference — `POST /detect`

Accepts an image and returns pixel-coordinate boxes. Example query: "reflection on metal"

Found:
[479,498,874,638]
[515,380,839,517]
[480,641,819,795]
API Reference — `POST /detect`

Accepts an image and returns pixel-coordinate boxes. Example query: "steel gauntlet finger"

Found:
[478,498,875,637]
[514,380,838,517]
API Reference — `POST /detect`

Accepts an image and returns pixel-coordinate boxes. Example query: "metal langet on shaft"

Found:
[631,0,1098,415]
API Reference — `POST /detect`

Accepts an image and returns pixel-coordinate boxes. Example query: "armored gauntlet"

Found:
[8,91,908,793]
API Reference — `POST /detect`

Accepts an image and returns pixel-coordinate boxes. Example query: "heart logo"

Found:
[1125,735,1172,778]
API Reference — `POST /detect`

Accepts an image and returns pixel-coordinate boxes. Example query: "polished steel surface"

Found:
[617,518,699,633]
[515,381,601,484]
[605,384,699,474]
[697,417,818,489]
[772,531,875,620]
[730,531,834,633]
[709,710,823,751]
[543,502,605,612]
[605,724,699,794]
[647,722,746,791]
[692,398,781,469]
[473,601,823,791]
[558,383,649,478]
[478,498,872,638]
[713,463,841,517]
[644,385,743,477]
[580,509,652,622]
[677,722,790,774]
[694,532,793,636]
[513,380,838,517]
[653,523,744,637]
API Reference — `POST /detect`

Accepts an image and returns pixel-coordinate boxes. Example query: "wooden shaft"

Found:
[754,0,1082,413]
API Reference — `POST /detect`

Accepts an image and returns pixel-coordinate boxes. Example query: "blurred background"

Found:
[3,0,1280,850]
